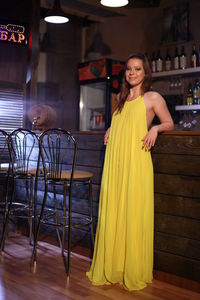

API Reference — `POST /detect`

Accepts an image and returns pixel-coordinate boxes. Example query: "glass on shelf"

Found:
[176,106,200,131]
[169,77,182,89]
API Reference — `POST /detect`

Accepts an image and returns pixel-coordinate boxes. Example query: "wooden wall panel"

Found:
[15,185,99,218]
[155,214,200,240]
[155,194,200,219]
[154,251,200,282]
[154,174,200,198]
[76,149,105,168]
[152,133,200,282]
[153,134,200,155]
[74,134,105,150]
[153,154,200,176]
[155,232,200,260]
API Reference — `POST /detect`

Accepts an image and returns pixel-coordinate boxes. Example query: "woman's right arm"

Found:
[103,93,120,145]
[104,127,110,145]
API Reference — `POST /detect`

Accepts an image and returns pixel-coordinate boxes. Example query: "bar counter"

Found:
[71,130,200,284]
[14,130,200,285]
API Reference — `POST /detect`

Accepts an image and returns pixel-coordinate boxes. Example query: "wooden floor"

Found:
[0,233,199,300]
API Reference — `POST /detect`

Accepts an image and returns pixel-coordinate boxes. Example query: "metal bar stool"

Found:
[31,128,94,276]
[0,128,39,253]
[0,129,10,219]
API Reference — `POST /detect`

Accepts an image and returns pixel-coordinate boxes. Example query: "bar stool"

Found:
[31,128,94,276]
[0,128,39,252]
[0,129,10,217]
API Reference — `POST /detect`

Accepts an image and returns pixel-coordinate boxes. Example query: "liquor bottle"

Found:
[151,52,156,73]
[197,79,200,104]
[186,83,193,105]
[198,44,200,67]
[191,44,198,68]
[180,45,187,69]
[174,47,180,70]
[156,50,163,72]
[165,49,172,71]
[198,93,200,104]
[193,79,200,105]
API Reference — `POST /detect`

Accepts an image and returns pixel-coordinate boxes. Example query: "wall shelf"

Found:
[175,104,200,111]
[152,67,200,78]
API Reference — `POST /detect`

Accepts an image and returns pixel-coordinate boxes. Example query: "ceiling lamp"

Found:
[44,0,69,24]
[100,0,129,7]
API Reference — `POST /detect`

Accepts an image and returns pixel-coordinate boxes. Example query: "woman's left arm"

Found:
[142,93,174,149]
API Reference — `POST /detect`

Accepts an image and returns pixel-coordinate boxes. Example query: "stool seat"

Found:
[16,168,37,175]
[0,164,37,174]
[72,170,93,179]
[47,170,93,180]
[0,163,10,171]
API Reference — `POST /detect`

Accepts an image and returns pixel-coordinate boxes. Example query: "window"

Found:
[0,82,24,133]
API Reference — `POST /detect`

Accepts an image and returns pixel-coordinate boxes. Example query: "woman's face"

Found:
[125,58,145,88]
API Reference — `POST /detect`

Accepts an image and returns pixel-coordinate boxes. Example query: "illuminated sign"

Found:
[0,22,28,45]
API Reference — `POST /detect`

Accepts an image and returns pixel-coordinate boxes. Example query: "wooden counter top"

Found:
[71,131,105,135]
[72,130,200,136]
[163,131,200,135]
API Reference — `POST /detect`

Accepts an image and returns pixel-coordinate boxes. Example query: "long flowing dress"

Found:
[86,95,154,291]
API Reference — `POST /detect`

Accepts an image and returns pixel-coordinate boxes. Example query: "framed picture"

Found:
[162,0,189,44]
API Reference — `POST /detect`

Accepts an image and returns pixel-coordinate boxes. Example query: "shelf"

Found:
[152,67,200,78]
[175,104,200,111]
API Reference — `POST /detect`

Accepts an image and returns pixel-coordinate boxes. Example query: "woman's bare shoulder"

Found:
[144,91,164,99]
[144,91,166,103]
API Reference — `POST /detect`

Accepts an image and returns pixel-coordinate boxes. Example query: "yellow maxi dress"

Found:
[86,95,154,291]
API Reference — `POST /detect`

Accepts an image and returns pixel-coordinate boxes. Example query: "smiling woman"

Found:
[86,52,174,291]
[115,53,174,147]
[117,53,152,112]
[125,58,146,90]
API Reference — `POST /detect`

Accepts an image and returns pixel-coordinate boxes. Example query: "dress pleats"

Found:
[87,96,154,291]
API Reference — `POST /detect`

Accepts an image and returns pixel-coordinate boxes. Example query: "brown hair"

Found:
[116,53,152,113]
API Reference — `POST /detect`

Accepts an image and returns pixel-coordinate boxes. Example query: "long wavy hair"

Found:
[116,53,152,113]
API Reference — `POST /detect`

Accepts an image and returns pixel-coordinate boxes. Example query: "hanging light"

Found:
[44,0,69,24]
[100,0,129,7]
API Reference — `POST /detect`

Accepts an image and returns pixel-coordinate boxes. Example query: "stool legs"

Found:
[63,182,71,276]
[27,176,33,245]
[31,177,94,277]
[31,181,72,277]
[31,183,48,270]
[0,176,15,253]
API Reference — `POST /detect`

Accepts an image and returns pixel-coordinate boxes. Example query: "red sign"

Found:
[78,59,107,81]
[0,22,28,45]
[78,59,124,81]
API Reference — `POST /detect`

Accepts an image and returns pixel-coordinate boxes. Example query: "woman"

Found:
[86,53,174,291]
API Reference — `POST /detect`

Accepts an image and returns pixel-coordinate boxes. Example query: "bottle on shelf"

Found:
[191,44,198,68]
[165,48,172,71]
[186,83,193,105]
[197,79,200,104]
[174,47,180,70]
[193,79,200,105]
[197,44,200,67]
[151,52,156,73]
[156,50,163,72]
[180,45,187,69]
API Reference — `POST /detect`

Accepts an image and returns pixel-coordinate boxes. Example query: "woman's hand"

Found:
[142,126,158,150]
[104,128,110,145]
